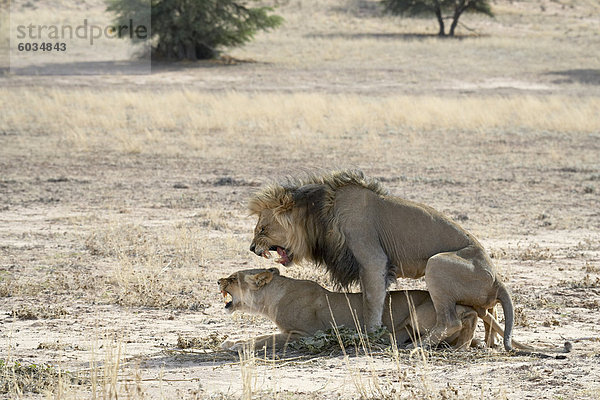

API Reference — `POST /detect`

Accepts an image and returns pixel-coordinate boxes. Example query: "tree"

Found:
[107,0,283,60]
[381,0,493,37]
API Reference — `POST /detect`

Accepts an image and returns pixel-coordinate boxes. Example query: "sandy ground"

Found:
[1,127,599,399]
[1,0,600,399]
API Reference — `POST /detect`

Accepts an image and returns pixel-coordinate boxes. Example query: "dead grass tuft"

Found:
[513,305,531,328]
[9,305,68,320]
[0,359,70,396]
[563,274,600,289]
[516,243,554,261]
[177,333,230,351]
[86,223,208,309]
[291,326,390,355]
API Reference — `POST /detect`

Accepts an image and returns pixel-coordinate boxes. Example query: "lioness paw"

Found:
[221,340,244,352]
[221,340,237,351]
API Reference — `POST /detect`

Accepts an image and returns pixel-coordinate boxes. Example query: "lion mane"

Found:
[248,170,389,288]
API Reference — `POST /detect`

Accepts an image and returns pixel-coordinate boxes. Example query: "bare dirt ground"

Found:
[1,0,600,399]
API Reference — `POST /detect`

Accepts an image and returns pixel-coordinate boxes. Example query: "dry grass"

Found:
[89,339,147,400]
[84,222,212,309]
[0,359,69,396]
[9,304,68,320]
[6,335,150,400]
[516,242,554,261]
[176,333,230,351]
[1,89,599,158]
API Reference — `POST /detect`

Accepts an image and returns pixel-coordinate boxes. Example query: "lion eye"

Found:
[259,227,266,234]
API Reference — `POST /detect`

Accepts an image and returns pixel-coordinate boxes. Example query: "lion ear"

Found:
[272,192,294,216]
[249,186,295,216]
[245,270,274,289]
[268,267,280,276]
[292,184,326,209]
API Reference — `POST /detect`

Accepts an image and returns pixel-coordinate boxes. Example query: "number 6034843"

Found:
[17,42,67,52]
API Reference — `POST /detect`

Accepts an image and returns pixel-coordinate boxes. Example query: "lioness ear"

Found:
[245,270,274,289]
[268,267,280,276]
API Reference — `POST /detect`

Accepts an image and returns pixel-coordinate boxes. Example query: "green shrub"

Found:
[107,0,283,60]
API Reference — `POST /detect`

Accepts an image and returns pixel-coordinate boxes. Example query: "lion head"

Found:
[247,178,330,267]
[218,268,280,312]
[248,206,295,266]
[248,170,387,288]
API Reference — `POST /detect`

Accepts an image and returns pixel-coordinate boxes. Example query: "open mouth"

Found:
[221,290,234,309]
[261,246,292,266]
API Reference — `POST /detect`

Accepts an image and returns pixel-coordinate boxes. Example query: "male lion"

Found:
[218,268,482,351]
[248,170,515,350]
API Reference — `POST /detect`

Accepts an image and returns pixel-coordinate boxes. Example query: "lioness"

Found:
[219,268,492,352]
[248,170,515,350]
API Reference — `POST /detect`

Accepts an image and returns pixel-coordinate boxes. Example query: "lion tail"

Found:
[496,281,514,352]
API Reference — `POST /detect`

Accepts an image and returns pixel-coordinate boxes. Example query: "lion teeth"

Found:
[221,291,231,304]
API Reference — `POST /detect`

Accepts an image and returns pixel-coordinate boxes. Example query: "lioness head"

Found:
[218,268,280,312]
